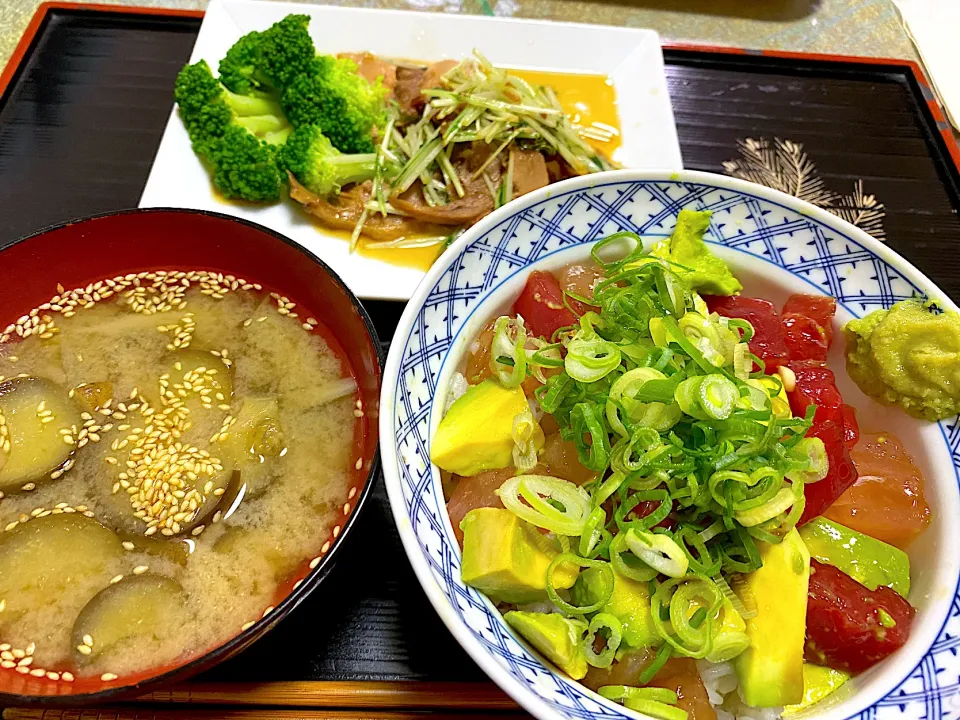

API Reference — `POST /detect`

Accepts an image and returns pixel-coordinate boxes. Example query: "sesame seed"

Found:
[109,574,124,584]
[241,621,255,631]
[321,541,330,553]
[82,635,93,647]
[309,557,321,569]
[354,458,363,470]
[122,541,135,551]
[62,672,74,682]
[133,565,148,575]
[101,673,118,681]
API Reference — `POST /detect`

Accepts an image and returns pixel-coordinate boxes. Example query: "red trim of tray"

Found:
[0,2,204,98]
[0,6,958,174]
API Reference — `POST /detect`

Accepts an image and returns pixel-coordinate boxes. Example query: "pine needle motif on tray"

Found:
[723,137,887,241]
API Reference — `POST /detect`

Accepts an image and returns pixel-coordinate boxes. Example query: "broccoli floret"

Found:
[208,125,287,201]
[281,55,386,154]
[174,60,290,202]
[218,14,315,97]
[218,30,268,96]
[255,14,316,90]
[277,125,376,197]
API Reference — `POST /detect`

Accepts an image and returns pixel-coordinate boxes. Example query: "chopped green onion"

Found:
[676,526,721,576]
[624,529,689,578]
[592,470,627,508]
[584,613,623,668]
[490,315,527,388]
[599,686,679,704]
[511,408,541,473]
[616,489,671,532]
[638,642,673,685]
[579,506,608,557]
[610,531,658,582]
[565,332,621,383]
[706,626,750,663]
[735,486,798,527]
[606,368,682,436]
[498,475,592,536]
[786,437,828,483]
[546,553,614,614]
[733,342,752,380]
[570,402,611,472]
[651,575,722,659]
[878,608,897,628]
[625,698,689,720]
[714,573,754,620]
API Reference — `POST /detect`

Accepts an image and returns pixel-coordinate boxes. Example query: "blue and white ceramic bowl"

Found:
[380,170,960,720]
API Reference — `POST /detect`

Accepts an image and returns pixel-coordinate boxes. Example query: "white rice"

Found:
[697,660,783,720]
[445,371,469,411]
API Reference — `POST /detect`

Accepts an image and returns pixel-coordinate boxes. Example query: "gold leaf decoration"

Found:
[823,179,886,242]
[722,137,886,242]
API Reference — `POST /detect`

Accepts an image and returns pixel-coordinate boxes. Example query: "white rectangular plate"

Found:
[140,0,682,301]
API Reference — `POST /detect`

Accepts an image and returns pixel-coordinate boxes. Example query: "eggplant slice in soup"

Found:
[71,574,186,666]
[0,514,125,624]
[0,376,83,493]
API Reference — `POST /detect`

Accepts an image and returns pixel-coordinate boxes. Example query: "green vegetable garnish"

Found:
[455,216,843,675]
[878,608,897,628]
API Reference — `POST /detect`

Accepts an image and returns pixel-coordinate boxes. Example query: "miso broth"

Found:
[0,271,359,682]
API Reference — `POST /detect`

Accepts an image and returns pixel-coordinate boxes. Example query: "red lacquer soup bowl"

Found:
[0,208,382,704]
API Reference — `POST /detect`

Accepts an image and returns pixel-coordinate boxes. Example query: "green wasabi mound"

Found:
[845,299,960,421]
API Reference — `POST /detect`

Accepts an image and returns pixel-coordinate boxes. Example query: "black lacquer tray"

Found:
[0,4,958,712]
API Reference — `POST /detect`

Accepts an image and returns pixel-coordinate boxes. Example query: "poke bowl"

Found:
[380,169,960,720]
[0,208,381,704]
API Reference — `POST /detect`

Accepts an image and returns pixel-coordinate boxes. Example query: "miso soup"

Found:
[0,270,360,682]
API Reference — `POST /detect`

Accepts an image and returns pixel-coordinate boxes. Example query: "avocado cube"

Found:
[734,528,811,707]
[783,663,850,716]
[505,610,588,680]
[431,379,534,477]
[460,508,578,604]
[571,566,660,648]
[799,516,910,596]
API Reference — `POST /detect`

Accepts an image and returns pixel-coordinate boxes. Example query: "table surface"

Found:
[0,0,919,75]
